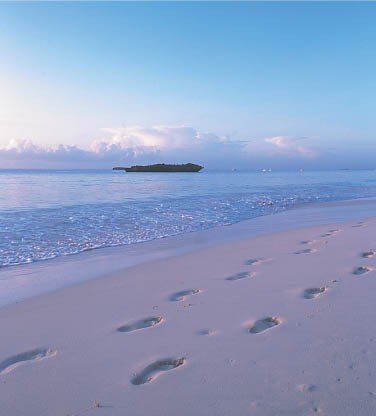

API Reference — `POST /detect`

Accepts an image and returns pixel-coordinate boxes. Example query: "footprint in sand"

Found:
[295,248,316,255]
[300,240,314,245]
[117,317,163,333]
[362,251,375,259]
[170,289,201,302]
[303,287,326,299]
[248,317,281,334]
[321,229,340,238]
[0,348,57,375]
[352,222,365,228]
[226,271,252,281]
[353,266,373,275]
[244,257,267,266]
[131,357,186,385]
[197,328,218,336]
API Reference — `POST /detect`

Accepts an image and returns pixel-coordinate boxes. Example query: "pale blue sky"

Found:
[0,2,376,169]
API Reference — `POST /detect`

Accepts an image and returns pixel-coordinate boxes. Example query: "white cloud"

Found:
[0,126,318,169]
[0,126,239,168]
[264,136,316,158]
[90,125,228,154]
[4,138,41,153]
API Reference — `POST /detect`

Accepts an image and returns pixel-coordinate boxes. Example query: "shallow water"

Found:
[1,169,376,267]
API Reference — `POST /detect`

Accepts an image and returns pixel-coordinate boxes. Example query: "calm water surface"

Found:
[1,169,375,267]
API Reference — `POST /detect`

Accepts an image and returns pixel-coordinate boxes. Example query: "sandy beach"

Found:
[1,210,376,415]
[3,1,376,414]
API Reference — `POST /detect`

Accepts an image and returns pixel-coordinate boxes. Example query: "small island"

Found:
[113,163,203,172]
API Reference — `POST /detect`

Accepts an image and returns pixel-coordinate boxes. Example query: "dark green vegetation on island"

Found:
[113,163,203,172]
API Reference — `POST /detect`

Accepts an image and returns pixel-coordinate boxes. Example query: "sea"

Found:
[1,169,376,268]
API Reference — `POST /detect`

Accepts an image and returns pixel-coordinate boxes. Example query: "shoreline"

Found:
[1,211,376,415]
[1,197,376,308]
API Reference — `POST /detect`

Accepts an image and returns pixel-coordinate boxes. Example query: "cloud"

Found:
[0,126,319,169]
[2,139,97,163]
[264,136,317,158]
[0,126,245,168]
[90,125,229,156]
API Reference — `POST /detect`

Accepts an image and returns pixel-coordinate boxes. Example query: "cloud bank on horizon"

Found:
[0,125,321,170]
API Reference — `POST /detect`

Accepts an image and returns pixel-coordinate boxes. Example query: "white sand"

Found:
[1,215,376,415]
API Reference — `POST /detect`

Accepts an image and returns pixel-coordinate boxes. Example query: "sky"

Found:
[0,2,376,170]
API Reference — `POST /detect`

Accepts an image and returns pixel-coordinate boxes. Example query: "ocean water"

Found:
[1,169,376,268]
